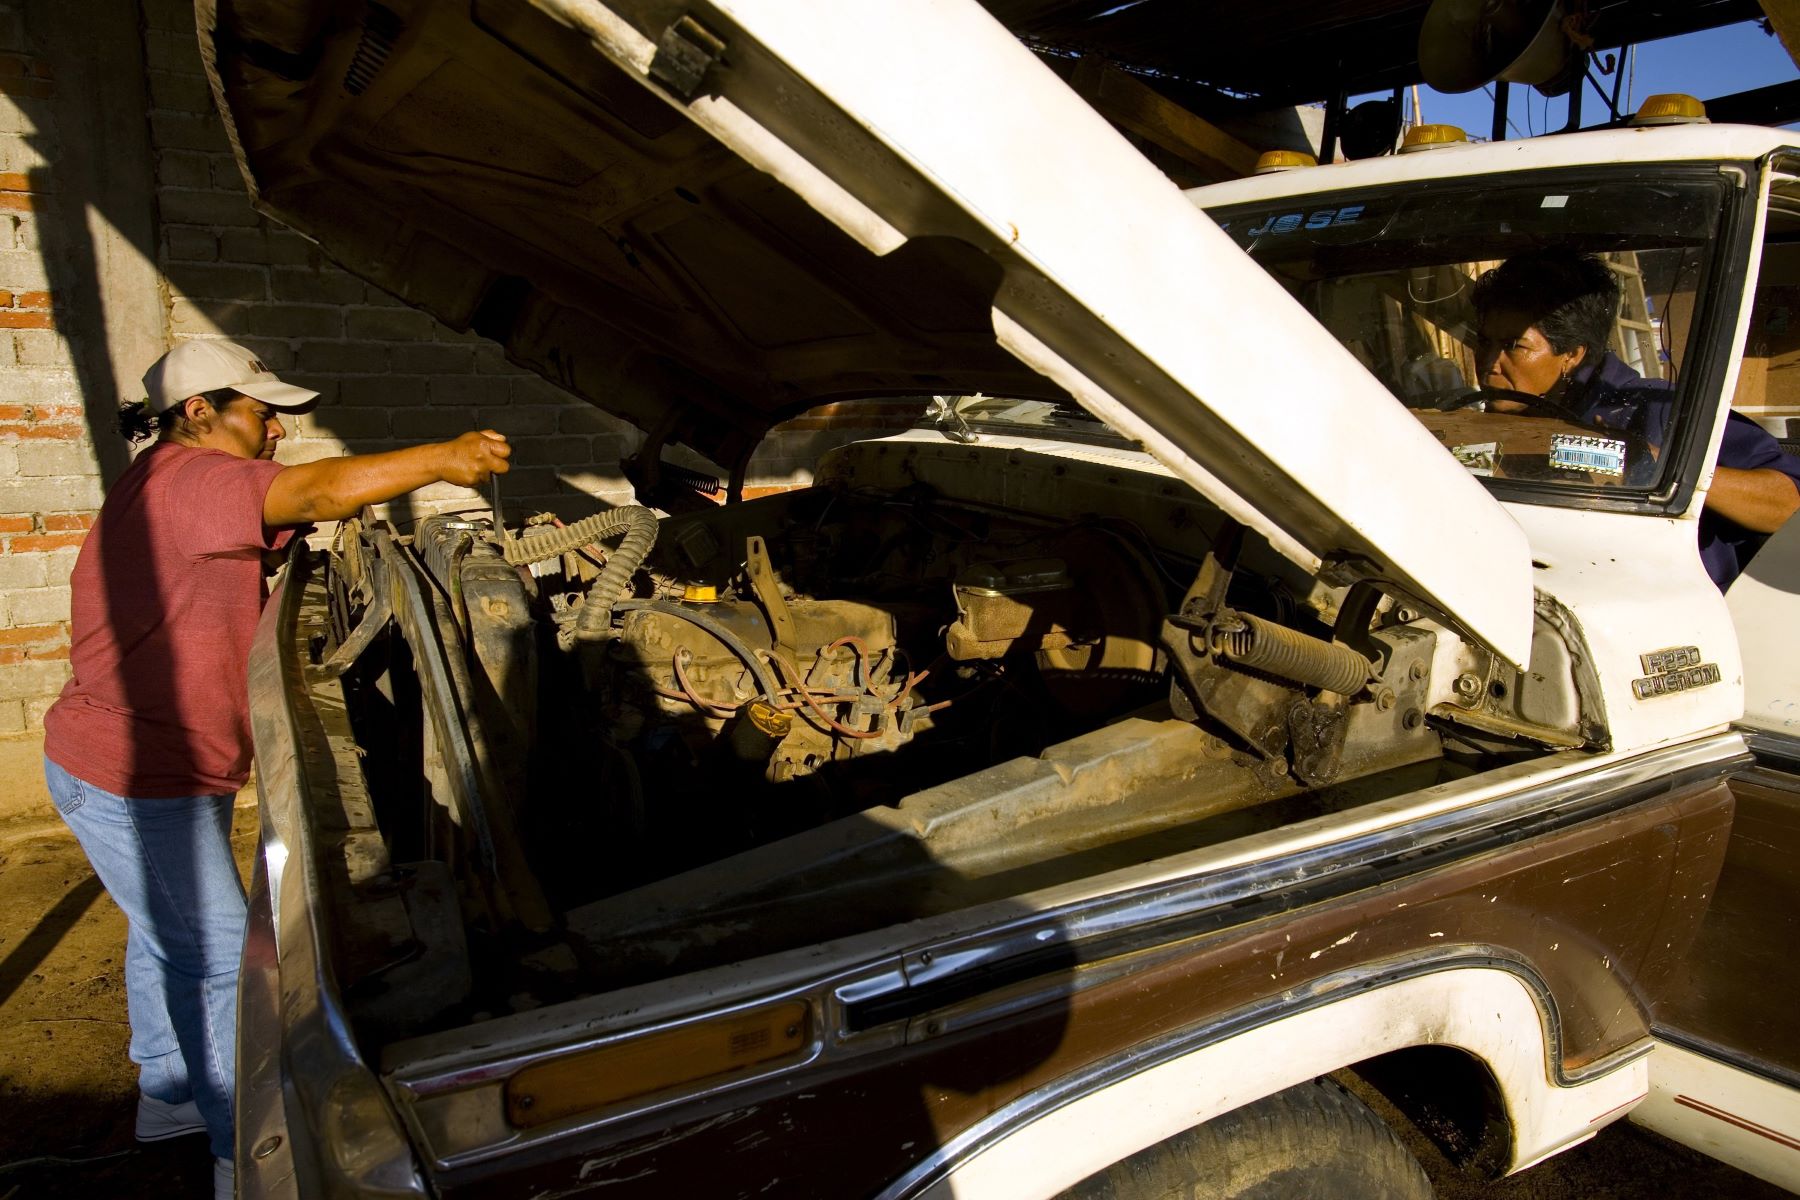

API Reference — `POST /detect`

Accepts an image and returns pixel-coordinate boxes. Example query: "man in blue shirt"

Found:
[1473,250,1800,589]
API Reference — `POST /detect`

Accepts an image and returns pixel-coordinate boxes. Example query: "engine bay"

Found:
[319,435,1592,1020]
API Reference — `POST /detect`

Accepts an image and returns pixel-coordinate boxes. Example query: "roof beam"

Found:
[1762,1,1800,68]
[1068,59,1259,182]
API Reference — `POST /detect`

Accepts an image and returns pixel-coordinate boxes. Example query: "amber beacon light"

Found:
[1255,149,1318,174]
[1632,94,1709,126]
[1400,123,1469,153]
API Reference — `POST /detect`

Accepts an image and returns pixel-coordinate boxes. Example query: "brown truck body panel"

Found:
[413,768,1733,1197]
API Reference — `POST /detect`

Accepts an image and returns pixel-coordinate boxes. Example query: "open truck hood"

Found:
[200,0,1534,665]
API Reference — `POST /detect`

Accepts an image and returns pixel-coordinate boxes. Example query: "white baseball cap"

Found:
[142,339,320,415]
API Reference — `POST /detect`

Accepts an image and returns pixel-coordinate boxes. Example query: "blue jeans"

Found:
[44,757,246,1160]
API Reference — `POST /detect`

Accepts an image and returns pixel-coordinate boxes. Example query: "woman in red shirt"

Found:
[42,339,510,1199]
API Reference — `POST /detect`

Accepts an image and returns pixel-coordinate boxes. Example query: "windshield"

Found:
[1204,168,1735,498]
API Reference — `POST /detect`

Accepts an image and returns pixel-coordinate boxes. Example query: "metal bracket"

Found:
[1317,551,1382,588]
[1287,697,1348,786]
[316,588,392,679]
[649,16,725,101]
[743,535,799,662]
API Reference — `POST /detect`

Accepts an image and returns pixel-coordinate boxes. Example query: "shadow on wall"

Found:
[22,0,642,527]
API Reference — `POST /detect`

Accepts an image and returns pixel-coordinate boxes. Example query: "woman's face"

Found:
[185,392,286,459]
[1475,307,1587,400]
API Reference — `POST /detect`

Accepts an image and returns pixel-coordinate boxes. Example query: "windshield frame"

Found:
[1200,161,1763,520]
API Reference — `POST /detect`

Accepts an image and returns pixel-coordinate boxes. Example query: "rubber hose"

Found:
[572,507,658,643]
[503,508,650,567]
[1214,611,1372,696]
[610,599,782,700]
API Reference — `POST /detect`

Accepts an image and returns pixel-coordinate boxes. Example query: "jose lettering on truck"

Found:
[197,0,1800,1197]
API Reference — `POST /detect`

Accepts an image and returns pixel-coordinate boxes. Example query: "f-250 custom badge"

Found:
[1632,645,1721,699]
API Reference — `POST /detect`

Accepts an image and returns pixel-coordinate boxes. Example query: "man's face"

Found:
[204,393,286,460]
[1475,307,1586,400]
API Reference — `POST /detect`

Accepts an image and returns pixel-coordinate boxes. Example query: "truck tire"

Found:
[1057,1077,1434,1200]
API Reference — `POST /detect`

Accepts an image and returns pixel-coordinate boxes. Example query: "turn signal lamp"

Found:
[1254,149,1317,174]
[1632,94,1708,126]
[505,1000,811,1128]
[1400,124,1468,153]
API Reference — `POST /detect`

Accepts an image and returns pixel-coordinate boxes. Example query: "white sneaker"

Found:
[135,1092,206,1142]
[214,1157,235,1200]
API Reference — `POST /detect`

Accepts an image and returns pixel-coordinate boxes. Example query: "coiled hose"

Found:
[501,506,659,645]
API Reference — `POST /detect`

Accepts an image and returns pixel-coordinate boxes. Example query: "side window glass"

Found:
[1738,177,1800,452]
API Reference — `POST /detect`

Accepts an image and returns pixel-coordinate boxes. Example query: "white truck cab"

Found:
[1185,116,1800,1187]
[1186,121,1800,761]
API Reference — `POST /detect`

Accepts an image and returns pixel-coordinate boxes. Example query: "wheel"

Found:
[1056,1077,1434,1200]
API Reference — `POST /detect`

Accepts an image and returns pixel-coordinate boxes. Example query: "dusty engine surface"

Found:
[469,486,1172,896]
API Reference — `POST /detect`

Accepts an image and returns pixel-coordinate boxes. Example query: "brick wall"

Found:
[0,1,88,731]
[0,0,920,735]
[142,0,645,525]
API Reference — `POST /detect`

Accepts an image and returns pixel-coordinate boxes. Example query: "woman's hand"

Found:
[436,430,511,487]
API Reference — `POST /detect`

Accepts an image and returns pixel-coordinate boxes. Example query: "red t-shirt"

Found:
[44,443,291,798]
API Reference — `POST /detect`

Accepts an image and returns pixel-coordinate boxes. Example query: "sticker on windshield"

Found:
[1541,195,1569,209]
[1451,441,1499,476]
[1549,434,1626,476]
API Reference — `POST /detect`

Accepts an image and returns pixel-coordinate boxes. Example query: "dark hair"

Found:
[116,387,242,445]
[1471,250,1620,364]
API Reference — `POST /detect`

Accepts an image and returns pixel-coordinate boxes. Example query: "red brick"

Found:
[7,532,83,552]
[41,513,93,531]
[14,425,81,440]
[0,80,53,100]
[0,310,53,329]
[28,644,68,660]
[0,192,33,211]
[0,648,23,666]
[14,291,47,308]
[0,623,62,646]
[33,404,84,420]
[0,516,32,533]
[0,171,32,192]
[0,58,49,82]
[0,405,27,422]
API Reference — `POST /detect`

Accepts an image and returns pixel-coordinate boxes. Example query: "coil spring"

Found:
[1214,611,1371,697]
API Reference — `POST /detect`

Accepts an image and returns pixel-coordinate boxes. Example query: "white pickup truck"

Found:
[203,0,1800,1195]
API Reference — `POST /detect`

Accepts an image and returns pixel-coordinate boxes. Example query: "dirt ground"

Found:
[0,733,1787,1200]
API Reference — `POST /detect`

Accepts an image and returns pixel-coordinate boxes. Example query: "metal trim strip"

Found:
[247,543,430,1195]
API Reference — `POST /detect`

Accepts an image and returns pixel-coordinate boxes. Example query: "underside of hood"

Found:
[202,0,1059,473]
[198,0,1535,665]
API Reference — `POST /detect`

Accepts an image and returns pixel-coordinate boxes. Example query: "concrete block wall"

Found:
[0,0,660,733]
[0,0,927,734]
[141,0,643,526]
